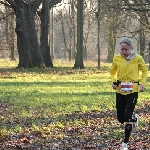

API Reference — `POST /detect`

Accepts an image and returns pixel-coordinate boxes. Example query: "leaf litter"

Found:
[0,101,150,150]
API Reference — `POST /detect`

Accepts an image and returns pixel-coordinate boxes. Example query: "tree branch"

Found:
[5,0,16,10]
[0,11,15,20]
[49,0,62,9]
[0,1,11,7]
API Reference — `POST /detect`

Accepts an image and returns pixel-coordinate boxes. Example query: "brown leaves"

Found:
[21,137,30,144]
[0,101,150,149]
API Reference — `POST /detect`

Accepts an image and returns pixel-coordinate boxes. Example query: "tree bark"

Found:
[107,13,117,63]
[15,1,33,68]
[97,0,100,68]
[50,7,54,60]
[4,6,16,60]
[26,1,44,68]
[6,0,44,68]
[139,15,145,59]
[73,0,84,69]
[40,0,53,67]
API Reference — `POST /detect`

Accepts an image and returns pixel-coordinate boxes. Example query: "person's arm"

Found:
[138,57,148,92]
[110,60,118,90]
[110,62,117,82]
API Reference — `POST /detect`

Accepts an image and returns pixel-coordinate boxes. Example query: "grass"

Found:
[0,59,150,149]
[0,59,150,116]
[0,60,115,113]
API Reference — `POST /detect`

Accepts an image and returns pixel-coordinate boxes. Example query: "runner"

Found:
[110,37,148,150]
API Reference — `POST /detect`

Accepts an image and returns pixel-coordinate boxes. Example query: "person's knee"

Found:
[125,114,132,122]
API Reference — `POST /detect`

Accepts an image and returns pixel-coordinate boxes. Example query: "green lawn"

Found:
[0,59,150,149]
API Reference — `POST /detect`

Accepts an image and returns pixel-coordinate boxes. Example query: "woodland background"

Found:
[0,0,150,69]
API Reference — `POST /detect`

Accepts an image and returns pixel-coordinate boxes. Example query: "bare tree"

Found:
[54,0,77,61]
[96,0,100,68]
[119,0,150,58]
[4,6,16,60]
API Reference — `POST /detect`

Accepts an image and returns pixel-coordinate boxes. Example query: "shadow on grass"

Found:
[0,81,115,104]
[1,81,111,86]
[0,66,111,74]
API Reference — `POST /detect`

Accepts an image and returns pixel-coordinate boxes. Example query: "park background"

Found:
[0,0,150,149]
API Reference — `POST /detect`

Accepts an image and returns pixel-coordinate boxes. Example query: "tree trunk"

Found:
[15,1,33,68]
[4,6,16,60]
[40,0,53,67]
[50,7,54,60]
[97,0,100,68]
[148,42,150,69]
[139,17,145,59]
[61,12,72,61]
[73,0,84,69]
[84,45,87,60]
[83,4,91,61]
[107,32,115,63]
[107,20,117,63]
[71,0,76,60]
[97,19,100,68]
[10,13,16,61]
[26,3,44,68]
[15,0,44,68]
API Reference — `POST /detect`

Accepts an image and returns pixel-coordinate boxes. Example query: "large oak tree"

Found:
[4,0,61,68]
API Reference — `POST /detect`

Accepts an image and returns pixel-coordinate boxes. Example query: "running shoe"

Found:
[121,142,128,150]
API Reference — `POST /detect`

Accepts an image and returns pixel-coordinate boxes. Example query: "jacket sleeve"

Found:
[110,58,117,82]
[138,56,148,85]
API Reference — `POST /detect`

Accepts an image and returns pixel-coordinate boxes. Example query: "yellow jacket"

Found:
[110,54,148,95]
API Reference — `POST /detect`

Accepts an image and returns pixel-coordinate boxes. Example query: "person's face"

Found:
[120,43,132,57]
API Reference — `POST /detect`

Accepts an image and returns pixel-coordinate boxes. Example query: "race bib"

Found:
[120,82,133,92]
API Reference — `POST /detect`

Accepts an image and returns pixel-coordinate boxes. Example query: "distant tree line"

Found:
[0,0,150,69]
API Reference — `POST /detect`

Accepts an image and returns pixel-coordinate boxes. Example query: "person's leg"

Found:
[116,93,126,124]
[125,92,138,122]
[124,92,138,143]
[116,93,128,149]
[124,123,132,144]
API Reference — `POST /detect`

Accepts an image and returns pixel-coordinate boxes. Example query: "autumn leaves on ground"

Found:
[0,60,150,150]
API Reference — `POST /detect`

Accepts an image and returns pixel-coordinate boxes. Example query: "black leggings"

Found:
[116,92,138,124]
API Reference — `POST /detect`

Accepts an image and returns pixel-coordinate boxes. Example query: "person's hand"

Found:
[112,84,118,90]
[140,84,146,92]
